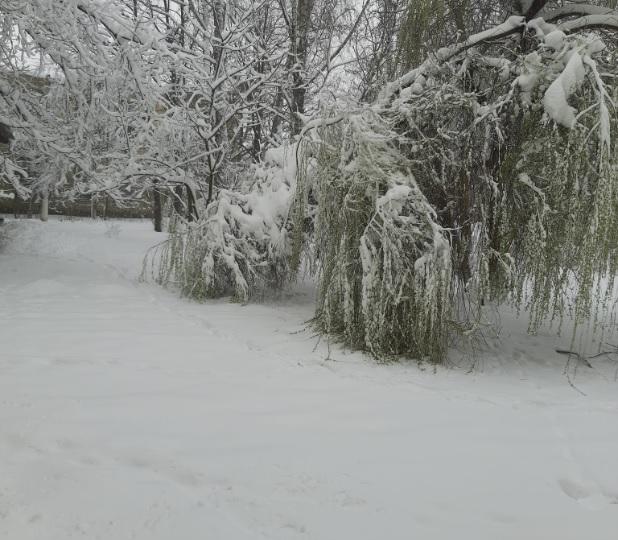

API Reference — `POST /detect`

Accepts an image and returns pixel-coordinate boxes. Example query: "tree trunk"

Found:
[13,188,19,218]
[206,0,226,202]
[40,192,48,222]
[290,0,314,136]
[153,181,162,232]
[251,117,262,162]
[186,185,197,222]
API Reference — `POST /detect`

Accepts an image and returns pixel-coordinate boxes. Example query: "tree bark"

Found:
[40,192,48,222]
[153,181,162,232]
[288,0,315,136]
[186,185,197,222]
[13,188,19,218]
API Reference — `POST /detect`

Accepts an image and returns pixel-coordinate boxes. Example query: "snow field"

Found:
[1,218,617,539]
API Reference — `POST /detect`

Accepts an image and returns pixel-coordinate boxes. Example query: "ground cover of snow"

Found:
[1,217,617,539]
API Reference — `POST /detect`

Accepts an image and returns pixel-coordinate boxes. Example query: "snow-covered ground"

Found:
[1,217,617,539]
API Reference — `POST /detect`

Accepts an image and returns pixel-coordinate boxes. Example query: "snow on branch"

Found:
[542,3,616,23]
[379,16,527,103]
[542,51,586,128]
[436,16,526,62]
[559,13,618,33]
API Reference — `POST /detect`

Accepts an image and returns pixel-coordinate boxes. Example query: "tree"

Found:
[295,0,618,361]
[7,0,615,366]
[0,1,286,227]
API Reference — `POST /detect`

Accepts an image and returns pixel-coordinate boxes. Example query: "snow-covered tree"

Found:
[4,0,617,366]
[0,1,290,224]
[296,0,618,362]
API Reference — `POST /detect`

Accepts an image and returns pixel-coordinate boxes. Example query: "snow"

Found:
[169,144,296,301]
[542,4,616,23]
[543,30,567,51]
[517,51,543,103]
[381,16,525,104]
[436,16,525,61]
[559,14,618,34]
[527,17,559,39]
[247,144,297,238]
[1,218,618,539]
[543,51,586,128]
[583,54,612,150]
[376,184,412,216]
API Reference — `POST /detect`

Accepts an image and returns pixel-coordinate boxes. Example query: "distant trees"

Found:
[0,0,370,227]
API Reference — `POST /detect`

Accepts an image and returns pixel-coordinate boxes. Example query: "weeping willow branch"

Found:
[297,21,618,363]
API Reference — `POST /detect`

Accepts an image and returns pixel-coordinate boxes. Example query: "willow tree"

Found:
[299,0,618,362]
[396,0,514,71]
[146,0,618,364]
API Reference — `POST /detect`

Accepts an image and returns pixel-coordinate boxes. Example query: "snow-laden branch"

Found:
[559,13,618,33]
[542,3,616,23]
[380,3,618,106]
[436,16,526,62]
[542,51,586,128]
[378,16,526,103]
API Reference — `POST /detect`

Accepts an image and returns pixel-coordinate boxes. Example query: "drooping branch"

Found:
[560,13,618,33]
[379,16,526,101]
[542,3,615,23]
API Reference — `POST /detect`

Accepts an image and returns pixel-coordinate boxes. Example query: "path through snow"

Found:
[1,218,617,539]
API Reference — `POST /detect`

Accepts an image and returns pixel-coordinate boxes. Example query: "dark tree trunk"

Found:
[153,181,162,232]
[13,188,19,218]
[0,122,12,145]
[288,0,314,136]
[186,185,197,222]
[251,117,262,162]
[521,0,550,20]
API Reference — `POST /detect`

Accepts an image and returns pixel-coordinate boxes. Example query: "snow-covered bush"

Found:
[147,146,298,302]
[298,12,618,362]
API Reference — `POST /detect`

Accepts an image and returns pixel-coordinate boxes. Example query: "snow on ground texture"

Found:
[1,218,617,539]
